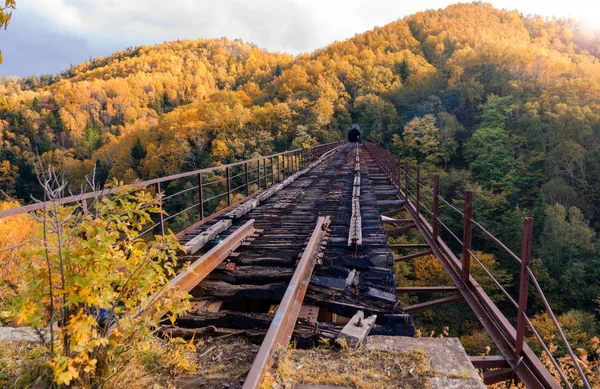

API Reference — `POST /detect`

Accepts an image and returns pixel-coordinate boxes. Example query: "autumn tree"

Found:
[537,204,598,310]
[291,125,317,149]
[352,94,398,143]
[400,114,442,163]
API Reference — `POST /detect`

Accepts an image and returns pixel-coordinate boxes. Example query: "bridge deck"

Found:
[167,145,413,349]
[162,143,490,388]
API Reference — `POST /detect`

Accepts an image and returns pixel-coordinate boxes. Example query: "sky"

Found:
[1,0,600,77]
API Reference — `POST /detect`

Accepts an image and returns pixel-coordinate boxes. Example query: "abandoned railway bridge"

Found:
[0,140,592,388]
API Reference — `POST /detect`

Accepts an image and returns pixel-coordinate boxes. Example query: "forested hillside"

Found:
[1,1,600,356]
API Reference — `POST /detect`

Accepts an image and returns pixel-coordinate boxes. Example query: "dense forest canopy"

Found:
[1,1,600,356]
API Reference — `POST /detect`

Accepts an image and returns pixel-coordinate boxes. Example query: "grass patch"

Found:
[265,345,434,389]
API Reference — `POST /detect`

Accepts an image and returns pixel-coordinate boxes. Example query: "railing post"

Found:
[257,159,262,188]
[433,175,440,242]
[226,167,231,206]
[198,173,204,220]
[270,157,274,185]
[386,151,390,177]
[461,191,473,282]
[516,217,533,355]
[155,182,165,236]
[283,155,287,178]
[263,158,267,188]
[291,154,295,174]
[244,163,249,197]
[404,161,409,201]
[396,160,400,190]
[277,156,281,182]
[416,166,421,216]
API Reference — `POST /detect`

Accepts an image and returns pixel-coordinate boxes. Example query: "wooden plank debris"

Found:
[339,310,377,347]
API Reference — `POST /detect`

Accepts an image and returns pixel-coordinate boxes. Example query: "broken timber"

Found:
[348,145,362,248]
[339,310,377,348]
[171,220,256,294]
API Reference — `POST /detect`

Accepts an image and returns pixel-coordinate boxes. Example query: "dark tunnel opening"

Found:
[348,128,361,142]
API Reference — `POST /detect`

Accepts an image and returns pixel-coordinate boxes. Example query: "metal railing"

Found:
[0,141,344,250]
[364,141,591,389]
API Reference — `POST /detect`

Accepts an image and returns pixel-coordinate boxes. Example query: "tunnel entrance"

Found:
[348,128,361,142]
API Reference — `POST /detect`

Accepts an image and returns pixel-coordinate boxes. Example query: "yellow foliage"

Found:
[0,201,40,303]
[211,139,230,163]
[2,185,192,387]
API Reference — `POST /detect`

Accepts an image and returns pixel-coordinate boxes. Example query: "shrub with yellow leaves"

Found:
[1,177,193,388]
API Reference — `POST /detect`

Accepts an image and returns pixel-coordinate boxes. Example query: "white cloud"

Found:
[20,0,458,55]
[4,0,600,76]
[19,0,600,56]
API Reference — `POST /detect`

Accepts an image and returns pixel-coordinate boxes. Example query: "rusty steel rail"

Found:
[364,141,591,389]
[137,219,256,320]
[169,220,256,293]
[242,216,330,389]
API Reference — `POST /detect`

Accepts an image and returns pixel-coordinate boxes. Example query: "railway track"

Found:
[158,143,413,387]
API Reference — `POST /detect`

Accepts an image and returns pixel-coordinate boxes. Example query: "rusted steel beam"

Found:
[385,225,416,235]
[170,219,256,294]
[394,250,433,262]
[395,286,459,293]
[380,208,405,216]
[243,216,330,389]
[402,295,464,312]
[516,217,533,356]
[389,243,430,249]
[382,219,413,224]
[483,368,514,385]
[470,355,510,370]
